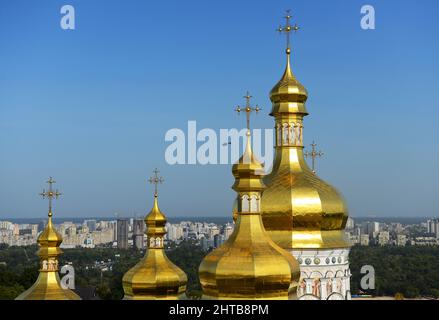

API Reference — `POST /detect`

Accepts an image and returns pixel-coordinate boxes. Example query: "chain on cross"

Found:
[39,177,62,217]
[276,9,300,54]
[149,168,164,196]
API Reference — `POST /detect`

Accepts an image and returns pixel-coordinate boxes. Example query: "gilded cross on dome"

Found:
[304,141,324,174]
[148,168,164,196]
[276,9,300,54]
[39,177,62,217]
[235,91,261,132]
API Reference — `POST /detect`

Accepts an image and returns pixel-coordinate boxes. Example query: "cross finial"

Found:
[276,9,300,54]
[304,141,324,174]
[235,91,261,132]
[148,168,164,197]
[39,177,62,217]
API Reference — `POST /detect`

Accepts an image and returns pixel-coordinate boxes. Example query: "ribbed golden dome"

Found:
[144,195,167,233]
[36,217,63,257]
[199,126,300,299]
[123,247,188,300]
[16,177,81,300]
[269,50,308,116]
[261,50,349,250]
[122,175,187,300]
[231,131,266,191]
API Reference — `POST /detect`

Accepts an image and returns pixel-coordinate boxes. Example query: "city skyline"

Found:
[2,216,438,249]
[1,0,439,218]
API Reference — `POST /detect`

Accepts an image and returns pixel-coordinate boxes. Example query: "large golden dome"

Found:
[122,171,187,300]
[261,49,349,250]
[199,107,300,299]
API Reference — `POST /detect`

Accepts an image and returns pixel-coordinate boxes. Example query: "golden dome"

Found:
[16,177,81,300]
[144,194,167,233]
[123,171,187,300]
[36,217,63,258]
[231,131,266,191]
[199,108,300,299]
[261,47,349,250]
[269,50,308,116]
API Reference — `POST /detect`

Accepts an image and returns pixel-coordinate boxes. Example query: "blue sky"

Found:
[0,0,438,218]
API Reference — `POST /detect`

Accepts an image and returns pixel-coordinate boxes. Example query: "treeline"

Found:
[0,244,39,299]
[1,242,438,299]
[349,245,439,298]
[0,241,205,300]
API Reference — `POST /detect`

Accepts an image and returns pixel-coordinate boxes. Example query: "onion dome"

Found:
[16,177,81,300]
[261,18,349,250]
[122,169,187,300]
[199,96,300,300]
[269,49,308,116]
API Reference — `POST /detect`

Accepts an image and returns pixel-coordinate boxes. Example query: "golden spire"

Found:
[198,94,300,300]
[304,141,324,173]
[261,11,349,250]
[16,177,81,300]
[122,169,187,300]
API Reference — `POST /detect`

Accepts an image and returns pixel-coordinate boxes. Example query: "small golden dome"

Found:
[199,129,300,300]
[35,216,63,263]
[16,216,80,300]
[231,132,266,192]
[122,247,188,300]
[144,194,167,234]
[37,216,62,247]
[269,52,308,116]
[123,172,187,300]
[16,177,81,300]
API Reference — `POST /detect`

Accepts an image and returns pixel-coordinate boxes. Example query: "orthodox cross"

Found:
[276,9,300,53]
[304,141,324,174]
[39,177,62,217]
[235,91,261,132]
[149,168,164,196]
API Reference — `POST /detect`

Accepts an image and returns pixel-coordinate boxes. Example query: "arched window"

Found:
[289,122,295,145]
[250,195,259,212]
[276,123,282,146]
[283,123,289,145]
[241,195,250,212]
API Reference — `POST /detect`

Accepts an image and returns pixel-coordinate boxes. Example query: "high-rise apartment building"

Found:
[117,219,129,249]
[132,219,145,249]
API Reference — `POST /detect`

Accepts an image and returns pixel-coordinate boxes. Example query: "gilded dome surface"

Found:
[261,50,349,250]
[199,114,300,300]
[123,171,187,300]
[122,247,187,300]
[199,213,300,299]
[15,271,81,300]
[262,147,349,249]
[269,52,308,115]
[16,217,81,300]
[16,177,81,300]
